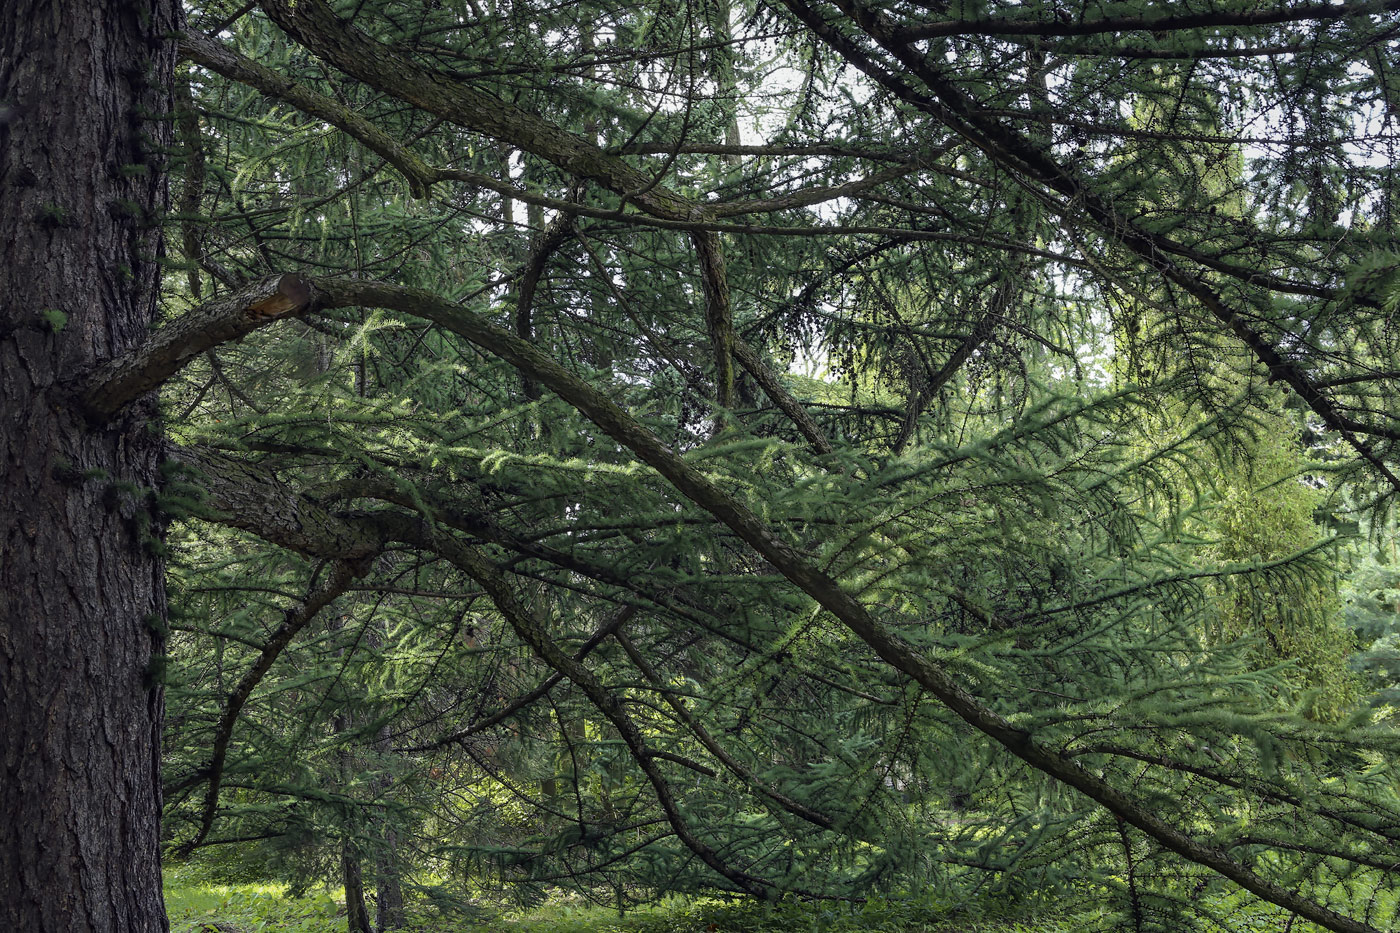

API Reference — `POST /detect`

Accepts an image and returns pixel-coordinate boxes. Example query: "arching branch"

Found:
[81,273,318,419]
[304,274,1380,933]
[172,559,365,855]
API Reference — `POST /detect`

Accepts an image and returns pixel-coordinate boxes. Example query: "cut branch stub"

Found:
[80,273,321,419]
[245,273,313,320]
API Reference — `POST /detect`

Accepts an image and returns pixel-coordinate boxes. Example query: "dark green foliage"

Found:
[157,1,1400,930]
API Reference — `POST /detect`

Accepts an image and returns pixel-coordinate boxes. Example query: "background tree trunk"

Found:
[341,839,373,933]
[0,2,177,931]
[372,816,406,931]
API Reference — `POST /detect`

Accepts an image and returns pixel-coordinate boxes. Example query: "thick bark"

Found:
[175,445,382,560]
[0,2,177,931]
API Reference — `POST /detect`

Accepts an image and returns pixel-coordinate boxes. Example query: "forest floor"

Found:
[163,874,1079,933]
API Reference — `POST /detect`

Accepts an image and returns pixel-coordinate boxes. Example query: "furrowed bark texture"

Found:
[0,2,177,931]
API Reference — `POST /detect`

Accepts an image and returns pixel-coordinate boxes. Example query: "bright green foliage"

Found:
[1208,416,1360,721]
[1342,537,1400,722]
[163,873,1084,933]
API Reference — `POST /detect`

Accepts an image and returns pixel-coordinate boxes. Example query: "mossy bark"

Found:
[0,1,177,930]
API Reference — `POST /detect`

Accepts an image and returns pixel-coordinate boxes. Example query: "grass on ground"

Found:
[164,872,1080,933]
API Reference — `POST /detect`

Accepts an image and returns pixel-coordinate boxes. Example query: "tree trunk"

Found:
[331,611,373,933]
[341,839,373,933]
[372,820,406,932]
[371,721,406,932]
[0,2,176,931]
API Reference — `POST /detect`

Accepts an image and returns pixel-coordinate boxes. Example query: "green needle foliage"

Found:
[156,1,1400,931]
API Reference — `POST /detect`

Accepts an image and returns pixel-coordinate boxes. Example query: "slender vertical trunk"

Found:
[1,2,177,932]
[372,823,406,931]
[335,699,373,933]
[329,608,374,933]
[368,624,404,932]
[341,839,373,933]
[372,812,406,931]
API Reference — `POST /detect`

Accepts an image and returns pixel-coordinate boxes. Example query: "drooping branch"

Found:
[708,159,924,217]
[890,309,998,456]
[81,273,318,419]
[397,607,636,754]
[380,513,769,896]
[314,474,784,665]
[178,32,955,247]
[782,0,1400,493]
[615,141,913,161]
[180,31,437,198]
[574,230,835,454]
[303,275,1380,933]
[173,73,220,297]
[515,211,575,401]
[891,197,1041,455]
[614,629,843,833]
[895,0,1400,42]
[173,558,365,854]
[171,432,791,895]
[731,340,834,456]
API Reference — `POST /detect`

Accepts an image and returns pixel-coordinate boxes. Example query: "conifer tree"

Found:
[8,2,1400,931]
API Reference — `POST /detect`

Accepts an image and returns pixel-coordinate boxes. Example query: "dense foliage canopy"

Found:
[123,0,1400,930]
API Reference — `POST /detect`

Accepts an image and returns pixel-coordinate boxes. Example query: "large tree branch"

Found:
[897,0,1400,42]
[173,444,382,560]
[181,32,935,240]
[81,273,316,418]
[84,260,838,460]
[154,273,1379,927]
[300,275,1379,933]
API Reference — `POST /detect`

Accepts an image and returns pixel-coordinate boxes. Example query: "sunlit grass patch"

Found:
[161,873,1083,933]
[164,875,343,933]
